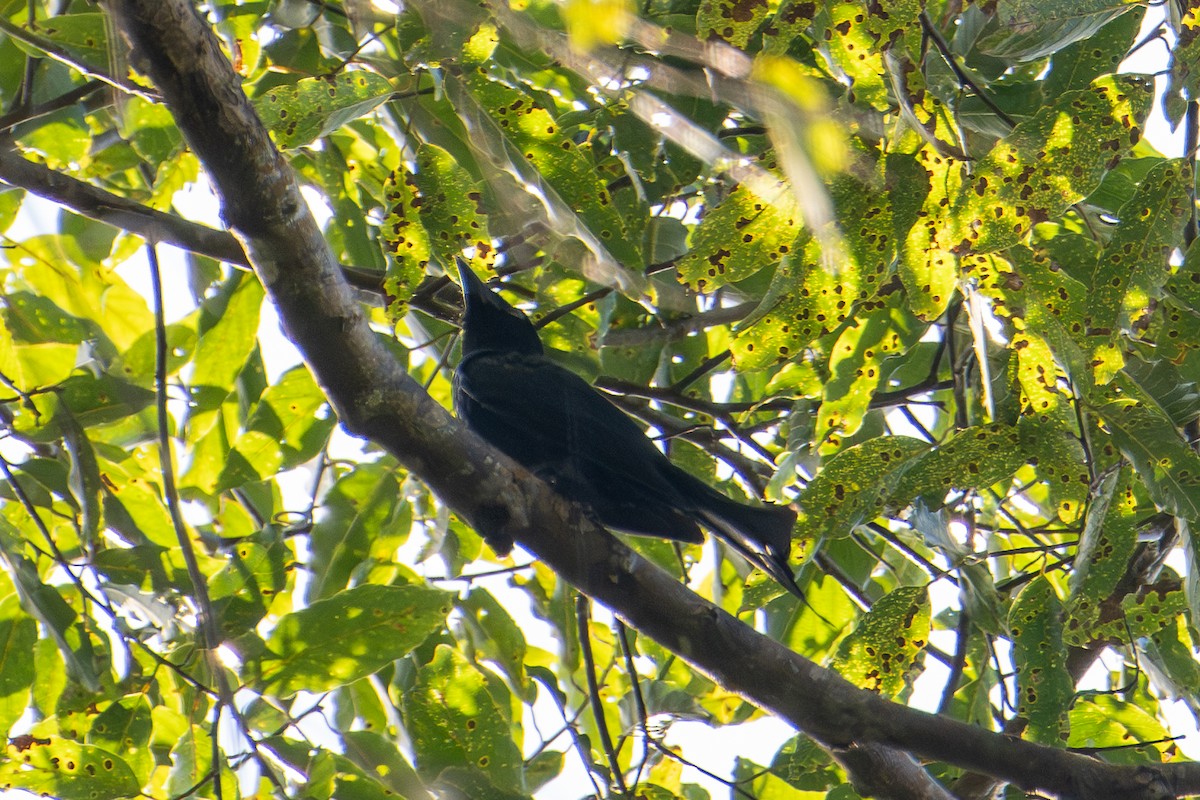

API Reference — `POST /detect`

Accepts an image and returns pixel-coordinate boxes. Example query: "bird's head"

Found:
[457,259,544,356]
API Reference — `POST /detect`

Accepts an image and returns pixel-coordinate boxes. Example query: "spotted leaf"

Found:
[245,583,452,697]
[830,585,930,696]
[1010,577,1073,745]
[255,71,393,149]
[403,644,524,793]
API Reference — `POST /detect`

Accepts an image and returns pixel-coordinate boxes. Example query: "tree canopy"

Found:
[2,0,1200,798]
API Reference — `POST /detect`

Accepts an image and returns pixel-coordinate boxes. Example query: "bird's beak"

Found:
[456,257,488,310]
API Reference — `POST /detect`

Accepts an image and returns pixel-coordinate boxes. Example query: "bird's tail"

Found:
[690,486,806,600]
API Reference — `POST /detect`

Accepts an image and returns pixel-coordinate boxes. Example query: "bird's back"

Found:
[454,348,706,544]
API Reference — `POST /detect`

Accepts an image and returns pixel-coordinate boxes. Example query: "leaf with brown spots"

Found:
[698,0,770,47]
[890,422,1033,508]
[1165,1,1200,126]
[411,143,495,271]
[1063,468,1137,642]
[1094,374,1200,521]
[816,292,923,453]
[1009,577,1073,745]
[731,168,905,369]
[763,0,819,53]
[1083,159,1190,382]
[462,68,641,268]
[794,436,931,541]
[815,0,923,109]
[830,585,930,696]
[381,166,432,315]
[679,183,803,292]
[0,737,139,800]
[254,71,394,149]
[954,75,1152,256]
[900,145,961,320]
[403,645,524,793]
[1042,9,1142,96]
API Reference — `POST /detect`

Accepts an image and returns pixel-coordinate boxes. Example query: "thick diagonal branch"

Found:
[98,2,1200,798]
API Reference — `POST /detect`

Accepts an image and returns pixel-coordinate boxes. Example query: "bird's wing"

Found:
[456,351,673,478]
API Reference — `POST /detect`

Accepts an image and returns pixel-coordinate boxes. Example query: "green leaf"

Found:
[216,364,334,491]
[0,595,36,737]
[0,738,139,800]
[460,588,529,694]
[1009,577,1073,745]
[307,465,404,601]
[1043,9,1142,95]
[697,0,769,48]
[255,71,394,149]
[402,644,524,793]
[1093,375,1200,520]
[188,271,264,413]
[830,585,930,697]
[340,730,432,800]
[1068,695,1170,758]
[87,696,153,784]
[795,436,930,541]
[210,527,289,638]
[978,0,1135,61]
[816,293,922,452]
[248,583,452,697]
[955,75,1152,255]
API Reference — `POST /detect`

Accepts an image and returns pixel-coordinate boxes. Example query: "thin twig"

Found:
[577,594,630,797]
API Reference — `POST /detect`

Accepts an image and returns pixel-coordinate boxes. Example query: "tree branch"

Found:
[96,1,1200,797]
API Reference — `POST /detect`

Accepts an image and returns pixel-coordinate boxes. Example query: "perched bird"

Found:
[452,259,804,599]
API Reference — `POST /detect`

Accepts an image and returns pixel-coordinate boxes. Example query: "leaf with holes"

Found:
[731,168,903,368]
[0,738,139,800]
[1010,577,1073,745]
[411,143,494,270]
[815,0,921,110]
[901,146,963,319]
[255,71,393,149]
[816,293,922,453]
[380,166,433,314]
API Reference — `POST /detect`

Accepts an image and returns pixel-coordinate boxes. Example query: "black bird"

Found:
[452,259,804,599]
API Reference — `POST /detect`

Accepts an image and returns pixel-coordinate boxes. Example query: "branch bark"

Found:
[97,2,1200,798]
